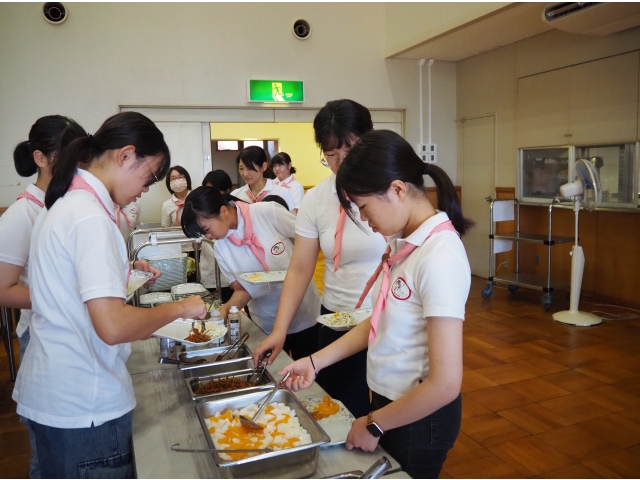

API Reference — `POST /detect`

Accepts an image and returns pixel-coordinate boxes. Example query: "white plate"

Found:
[301,397,355,446]
[316,308,373,331]
[126,270,154,301]
[238,271,287,284]
[152,319,227,346]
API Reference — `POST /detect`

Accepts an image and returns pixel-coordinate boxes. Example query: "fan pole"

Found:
[553,202,602,326]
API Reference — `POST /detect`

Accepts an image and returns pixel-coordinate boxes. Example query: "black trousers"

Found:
[283,322,320,361]
[315,305,370,419]
[372,391,462,479]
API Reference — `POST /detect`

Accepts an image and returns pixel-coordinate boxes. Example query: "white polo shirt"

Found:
[161,193,189,227]
[0,184,45,338]
[273,175,305,209]
[13,169,135,428]
[367,212,471,401]
[231,179,296,211]
[214,201,320,335]
[295,174,387,312]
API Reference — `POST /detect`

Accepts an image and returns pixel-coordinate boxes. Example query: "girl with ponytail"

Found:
[0,114,86,478]
[12,112,207,478]
[279,130,472,479]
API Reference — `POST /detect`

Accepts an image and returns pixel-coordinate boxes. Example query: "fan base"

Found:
[553,310,602,326]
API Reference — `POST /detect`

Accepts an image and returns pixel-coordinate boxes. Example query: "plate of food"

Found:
[316,308,373,331]
[238,271,287,284]
[126,269,155,302]
[152,319,227,346]
[301,396,355,446]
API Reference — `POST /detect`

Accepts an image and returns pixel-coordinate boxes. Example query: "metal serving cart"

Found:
[482,197,573,310]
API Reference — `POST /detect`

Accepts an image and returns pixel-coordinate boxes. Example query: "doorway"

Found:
[211,139,278,188]
[460,115,496,278]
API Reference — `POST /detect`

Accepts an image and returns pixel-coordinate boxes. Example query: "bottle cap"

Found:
[229,306,239,313]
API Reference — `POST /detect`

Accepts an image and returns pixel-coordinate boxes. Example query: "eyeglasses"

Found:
[143,158,160,187]
[319,150,347,168]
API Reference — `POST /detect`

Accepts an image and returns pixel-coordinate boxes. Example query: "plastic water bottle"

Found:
[209,309,224,347]
[228,306,241,342]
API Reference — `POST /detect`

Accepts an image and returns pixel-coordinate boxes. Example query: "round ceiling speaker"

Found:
[292,19,311,40]
[43,3,67,25]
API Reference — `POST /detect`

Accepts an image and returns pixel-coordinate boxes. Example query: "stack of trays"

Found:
[139,292,173,308]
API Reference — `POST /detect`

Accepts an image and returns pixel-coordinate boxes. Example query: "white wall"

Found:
[0,2,458,208]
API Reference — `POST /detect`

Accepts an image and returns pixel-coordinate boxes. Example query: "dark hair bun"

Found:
[13,141,38,177]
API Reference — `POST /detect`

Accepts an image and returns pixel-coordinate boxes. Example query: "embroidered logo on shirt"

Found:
[271,242,285,256]
[391,277,411,300]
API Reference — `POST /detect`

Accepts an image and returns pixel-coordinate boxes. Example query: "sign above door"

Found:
[247,80,304,103]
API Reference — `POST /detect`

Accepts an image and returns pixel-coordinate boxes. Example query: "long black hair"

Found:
[202,169,232,192]
[166,165,192,194]
[335,130,474,236]
[45,112,171,209]
[181,186,244,239]
[13,115,86,177]
[313,99,373,151]
[271,152,296,174]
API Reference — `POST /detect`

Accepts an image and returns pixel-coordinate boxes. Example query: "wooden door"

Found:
[461,115,496,278]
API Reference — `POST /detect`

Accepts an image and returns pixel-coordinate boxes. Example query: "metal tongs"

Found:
[215,332,249,361]
[248,349,272,384]
[171,443,272,454]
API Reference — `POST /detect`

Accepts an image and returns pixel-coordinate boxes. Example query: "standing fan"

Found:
[553,159,602,326]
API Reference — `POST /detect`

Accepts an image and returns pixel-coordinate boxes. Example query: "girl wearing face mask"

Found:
[271,152,305,210]
[0,114,86,479]
[12,112,206,478]
[161,166,192,227]
[231,146,296,213]
[181,187,321,360]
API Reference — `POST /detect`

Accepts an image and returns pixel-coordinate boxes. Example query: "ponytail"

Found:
[335,130,474,236]
[181,186,245,239]
[13,115,86,178]
[45,112,170,209]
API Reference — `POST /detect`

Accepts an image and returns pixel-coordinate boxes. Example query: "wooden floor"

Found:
[1,275,640,478]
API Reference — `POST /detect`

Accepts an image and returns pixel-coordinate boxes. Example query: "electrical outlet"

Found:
[534,254,540,265]
[418,143,437,164]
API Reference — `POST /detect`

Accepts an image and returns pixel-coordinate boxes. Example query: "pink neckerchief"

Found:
[356,219,458,344]
[114,204,133,229]
[69,175,132,289]
[227,201,269,271]
[277,175,296,189]
[246,185,268,203]
[173,196,185,226]
[333,206,347,272]
[16,191,44,208]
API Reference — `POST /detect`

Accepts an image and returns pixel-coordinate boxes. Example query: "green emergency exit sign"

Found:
[247,80,304,103]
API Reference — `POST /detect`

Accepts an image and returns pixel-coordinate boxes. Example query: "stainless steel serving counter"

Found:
[127,314,410,479]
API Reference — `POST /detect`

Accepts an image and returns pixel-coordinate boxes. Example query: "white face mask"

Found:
[170,178,188,193]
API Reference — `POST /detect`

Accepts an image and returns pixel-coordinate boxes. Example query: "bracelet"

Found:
[309,355,317,374]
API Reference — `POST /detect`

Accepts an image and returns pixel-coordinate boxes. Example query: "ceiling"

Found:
[387,2,640,62]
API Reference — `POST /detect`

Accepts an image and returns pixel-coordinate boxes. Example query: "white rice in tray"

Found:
[203,402,312,461]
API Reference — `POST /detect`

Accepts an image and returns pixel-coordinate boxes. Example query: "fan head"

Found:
[559,158,602,211]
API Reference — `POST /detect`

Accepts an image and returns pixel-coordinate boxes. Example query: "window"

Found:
[217,141,239,151]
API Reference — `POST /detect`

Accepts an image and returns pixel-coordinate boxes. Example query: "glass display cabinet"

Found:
[518,147,573,204]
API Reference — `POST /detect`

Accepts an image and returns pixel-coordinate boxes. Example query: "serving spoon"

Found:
[239,371,292,430]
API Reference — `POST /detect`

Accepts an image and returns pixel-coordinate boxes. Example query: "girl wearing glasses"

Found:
[253,99,387,418]
[271,152,305,210]
[162,165,192,227]
[12,112,207,478]
[0,115,86,478]
[231,146,296,213]
[279,130,471,479]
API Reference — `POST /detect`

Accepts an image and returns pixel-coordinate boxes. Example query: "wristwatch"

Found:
[366,411,385,437]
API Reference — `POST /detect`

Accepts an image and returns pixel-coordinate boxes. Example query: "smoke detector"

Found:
[43,2,67,25]
[292,19,311,40]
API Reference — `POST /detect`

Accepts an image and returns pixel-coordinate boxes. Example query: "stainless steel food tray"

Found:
[196,389,330,479]
[178,344,252,372]
[185,367,276,401]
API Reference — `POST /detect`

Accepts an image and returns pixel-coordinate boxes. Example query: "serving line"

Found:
[128,312,408,479]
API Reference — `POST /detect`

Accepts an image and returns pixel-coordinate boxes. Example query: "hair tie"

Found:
[87,133,96,148]
[423,162,430,175]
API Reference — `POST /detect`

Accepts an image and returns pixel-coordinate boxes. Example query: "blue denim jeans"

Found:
[29,411,134,479]
[18,328,40,479]
[372,391,462,479]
